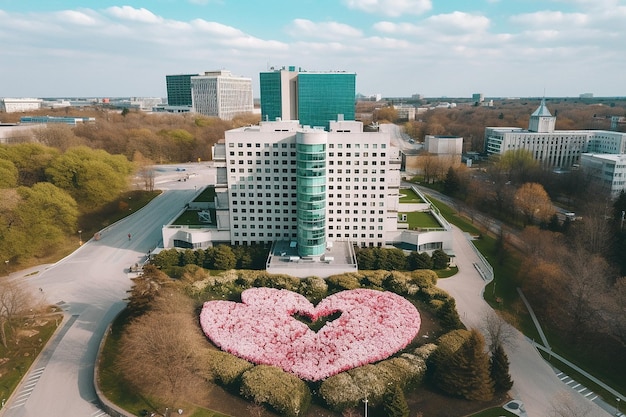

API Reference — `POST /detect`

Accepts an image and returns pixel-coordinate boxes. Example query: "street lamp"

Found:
[78,230,83,245]
[363,393,369,417]
[617,398,621,416]
[4,260,8,273]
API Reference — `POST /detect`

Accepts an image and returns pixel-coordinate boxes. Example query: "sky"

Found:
[1,0,625,99]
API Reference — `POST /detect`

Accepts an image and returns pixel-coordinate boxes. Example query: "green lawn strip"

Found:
[436,266,459,278]
[98,310,155,414]
[193,186,216,202]
[79,190,161,237]
[0,312,62,402]
[399,188,423,202]
[538,322,626,398]
[403,211,443,228]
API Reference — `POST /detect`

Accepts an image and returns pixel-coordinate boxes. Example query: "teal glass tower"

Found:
[296,131,327,257]
[259,71,284,122]
[297,72,355,129]
[166,74,196,106]
[260,66,355,130]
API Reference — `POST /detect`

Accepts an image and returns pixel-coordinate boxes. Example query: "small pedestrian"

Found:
[128,233,132,240]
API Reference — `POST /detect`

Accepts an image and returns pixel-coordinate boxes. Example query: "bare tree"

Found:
[481,310,517,354]
[0,278,37,347]
[549,391,592,417]
[247,401,265,417]
[116,292,208,402]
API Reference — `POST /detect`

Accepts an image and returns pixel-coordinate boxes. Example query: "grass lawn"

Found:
[402,211,443,229]
[399,188,424,203]
[171,208,217,226]
[0,309,63,402]
[193,186,216,203]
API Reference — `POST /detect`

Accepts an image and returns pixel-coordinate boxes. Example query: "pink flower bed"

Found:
[200,288,421,381]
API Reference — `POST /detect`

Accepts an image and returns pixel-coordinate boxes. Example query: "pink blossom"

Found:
[200,288,421,381]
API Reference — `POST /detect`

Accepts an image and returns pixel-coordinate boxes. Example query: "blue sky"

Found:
[1,0,625,98]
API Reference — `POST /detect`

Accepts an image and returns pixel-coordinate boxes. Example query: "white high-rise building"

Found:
[221,119,402,255]
[191,70,253,120]
[485,99,626,169]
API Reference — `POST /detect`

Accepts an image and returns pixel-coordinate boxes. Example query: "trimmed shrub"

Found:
[409,269,438,288]
[419,285,450,301]
[382,384,410,417]
[320,349,432,412]
[298,276,328,303]
[208,350,254,386]
[360,270,388,288]
[319,372,364,411]
[240,365,311,417]
[383,271,412,294]
[428,329,471,380]
[327,273,362,291]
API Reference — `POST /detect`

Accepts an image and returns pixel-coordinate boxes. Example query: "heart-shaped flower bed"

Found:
[200,287,421,381]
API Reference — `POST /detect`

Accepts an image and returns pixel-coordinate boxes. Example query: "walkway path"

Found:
[437,225,607,417]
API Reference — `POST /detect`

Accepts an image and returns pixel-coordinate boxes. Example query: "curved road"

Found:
[0,163,609,417]
[1,164,212,417]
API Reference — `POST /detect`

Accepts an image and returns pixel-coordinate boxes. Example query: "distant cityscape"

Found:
[2,65,626,205]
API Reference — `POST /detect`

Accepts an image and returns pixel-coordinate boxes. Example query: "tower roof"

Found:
[531,98,552,117]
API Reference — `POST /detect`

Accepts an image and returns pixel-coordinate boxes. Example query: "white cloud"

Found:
[510,10,588,27]
[373,11,490,36]
[105,6,163,24]
[342,0,432,17]
[56,10,98,26]
[425,11,490,32]
[286,19,363,40]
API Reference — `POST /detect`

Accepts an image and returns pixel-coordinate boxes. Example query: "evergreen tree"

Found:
[443,166,460,195]
[382,384,410,417]
[437,297,464,332]
[490,344,514,393]
[431,249,450,270]
[435,329,494,401]
[355,247,376,270]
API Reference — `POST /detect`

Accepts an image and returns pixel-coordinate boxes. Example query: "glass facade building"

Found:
[296,132,327,256]
[260,67,356,130]
[166,74,196,107]
[260,71,283,122]
[297,73,356,129]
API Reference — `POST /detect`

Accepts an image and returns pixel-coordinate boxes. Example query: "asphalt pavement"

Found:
[0,163,212,417]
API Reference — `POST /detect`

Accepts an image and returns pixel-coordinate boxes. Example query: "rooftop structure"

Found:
[260,66,356,130]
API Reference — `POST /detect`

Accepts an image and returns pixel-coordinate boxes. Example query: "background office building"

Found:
[485,99,626,169]
[260,66,356,130]
[580,153,626,197]
[191,70,254,120]
[165,74,196,107]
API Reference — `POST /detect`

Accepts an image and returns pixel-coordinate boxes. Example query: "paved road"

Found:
[0,163,212,417]
[438,225,607,417]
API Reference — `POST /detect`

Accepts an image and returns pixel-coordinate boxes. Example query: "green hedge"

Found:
[240,365,311,417]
